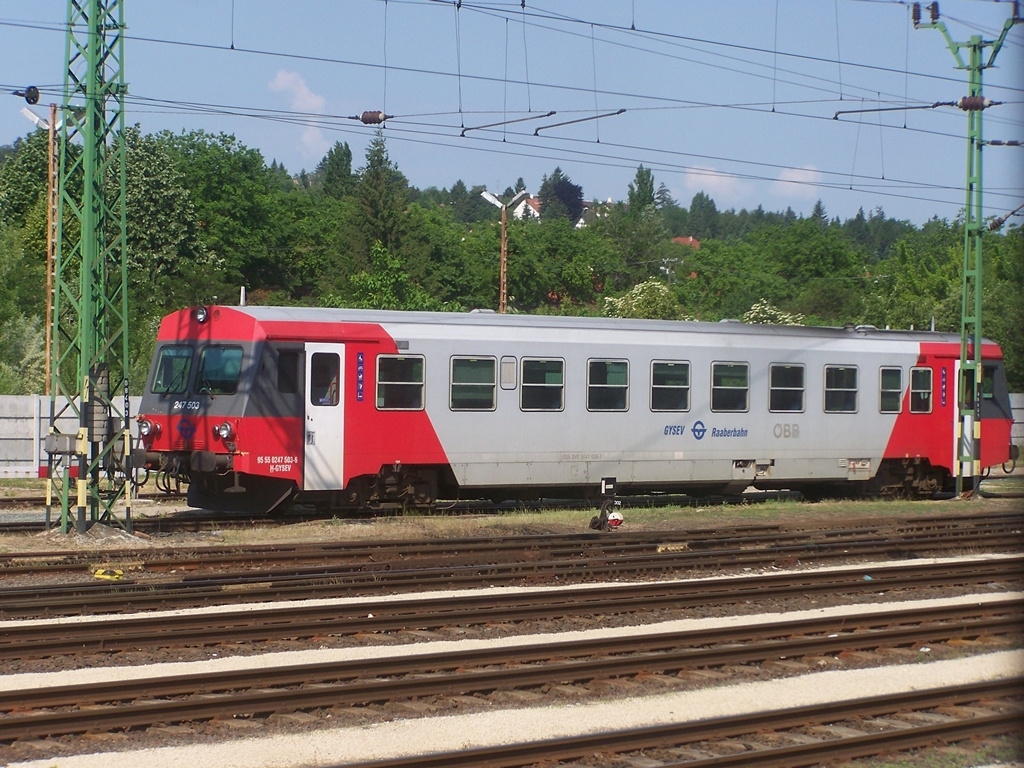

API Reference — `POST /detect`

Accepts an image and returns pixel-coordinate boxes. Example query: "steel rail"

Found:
[324,678,1024,768]
[1,512,1018,575]
[0,556,1020,660]
[0,602,1019,741]
[3,525,1022,618]
[3,598,1019,710]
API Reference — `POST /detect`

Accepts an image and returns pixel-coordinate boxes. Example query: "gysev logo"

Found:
[177,418,196,440]
[663,421,747,440]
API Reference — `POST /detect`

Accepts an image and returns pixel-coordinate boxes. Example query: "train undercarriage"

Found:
[168,456,959,515]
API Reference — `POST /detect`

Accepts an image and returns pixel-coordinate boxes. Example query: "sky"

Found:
[1,0,1022,227]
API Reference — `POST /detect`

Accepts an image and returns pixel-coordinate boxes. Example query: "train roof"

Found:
[205,305,972,345]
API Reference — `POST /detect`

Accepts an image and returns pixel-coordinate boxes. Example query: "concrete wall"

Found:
[0,396,141,479]
[1012,393,1024,455]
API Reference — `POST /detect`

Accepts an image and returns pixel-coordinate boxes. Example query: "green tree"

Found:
[442,180,497,224]
[687,191,720,241]
[0,313,45,395]
[864,207,915,261]
[603,280,684,320]
[315,141,355,199]
[0,223,44,338]
[157,129,281,290]
[329,240,457,312]
[810,199,828,230]
[400,203,492,308]
[843,207,871,252]
[743,299,805,325]
[354,130,408,254]
[0,130,50,228]
[124,127,217,309]
[984,225,1024,390]
[595,203,666,288]
[267,159,294,192]
[748,219,863,322]
[861,218,958,331]
[509,217,615,310]
[538,167,584,223]
[627,165,655,213]
[293,195,361,303]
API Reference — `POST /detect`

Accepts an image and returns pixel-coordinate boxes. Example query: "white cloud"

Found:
[268,70,330,163]
[770,166,823,201]
[679,166,751,205]
[268,70,326,112]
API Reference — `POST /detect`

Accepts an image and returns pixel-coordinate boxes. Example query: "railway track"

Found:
[2,556,1020,661]
[0,599,1019,745]
[330,679,1023,768]
[2,514,1022,618]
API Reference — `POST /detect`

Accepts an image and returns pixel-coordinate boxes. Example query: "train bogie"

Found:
[133,306,1015,513]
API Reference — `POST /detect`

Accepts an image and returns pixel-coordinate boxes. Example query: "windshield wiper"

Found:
[159,366,189,399]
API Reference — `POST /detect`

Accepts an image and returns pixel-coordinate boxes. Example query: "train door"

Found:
[304,343,345,491]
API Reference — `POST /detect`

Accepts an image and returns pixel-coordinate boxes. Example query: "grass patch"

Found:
[842,733,1024,767]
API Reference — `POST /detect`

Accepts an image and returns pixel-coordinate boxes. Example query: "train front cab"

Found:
[168,340,347,514]
[879,342,1014,495]
[959,355,1015,482]
[134,309,302,514]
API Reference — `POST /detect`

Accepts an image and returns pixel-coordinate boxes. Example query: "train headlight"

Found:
[193,306,209,323]
[138,419,159,437]
[215,422,234,440]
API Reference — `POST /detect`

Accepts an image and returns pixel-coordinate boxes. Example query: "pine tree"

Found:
[355,131,408,250]
[317,141,355,199]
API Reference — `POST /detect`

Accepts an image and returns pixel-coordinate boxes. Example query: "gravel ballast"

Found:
[7,651,1022,768]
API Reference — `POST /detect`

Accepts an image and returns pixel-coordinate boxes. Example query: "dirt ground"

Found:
[1,476,1021,555]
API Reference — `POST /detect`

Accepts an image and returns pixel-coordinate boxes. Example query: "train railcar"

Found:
[133,305,1015,513]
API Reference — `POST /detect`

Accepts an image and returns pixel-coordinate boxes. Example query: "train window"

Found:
[588,360,629,411]
[910,367,932,413]
[310,353,340,406]
[197,345,243,396]
[824,365,858,413]
[711,362,749,412]
[651,361,690,412]
[450,357,496,411]
[151,345,193,395]
[962,365,997,408]
[521,359,564,411]
[879,367,902,413]
[277,350,300,395]
[769,364,804,413]
[377,355,425,410]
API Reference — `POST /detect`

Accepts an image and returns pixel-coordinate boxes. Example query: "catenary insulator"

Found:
[957,96,991,111]
[360,111,392,124]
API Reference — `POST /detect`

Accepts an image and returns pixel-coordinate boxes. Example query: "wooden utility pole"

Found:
[481,190,529,313]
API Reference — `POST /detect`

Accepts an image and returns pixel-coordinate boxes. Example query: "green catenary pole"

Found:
[46,0,132,533]
[914,2,1021,496]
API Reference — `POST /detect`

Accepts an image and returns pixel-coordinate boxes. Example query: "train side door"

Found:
[304,343,346,491]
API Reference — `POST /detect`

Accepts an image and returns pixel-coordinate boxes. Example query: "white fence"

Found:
[0,396,142,479]
[1013,393,1024,456]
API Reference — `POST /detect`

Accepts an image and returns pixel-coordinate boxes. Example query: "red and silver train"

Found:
[133,305,1015,513]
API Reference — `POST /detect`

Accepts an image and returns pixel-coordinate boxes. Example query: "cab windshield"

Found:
[197,345,244,395]
[151,345,194,395]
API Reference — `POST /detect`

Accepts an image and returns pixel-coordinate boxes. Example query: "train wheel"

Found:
[1003,457,1017,474]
